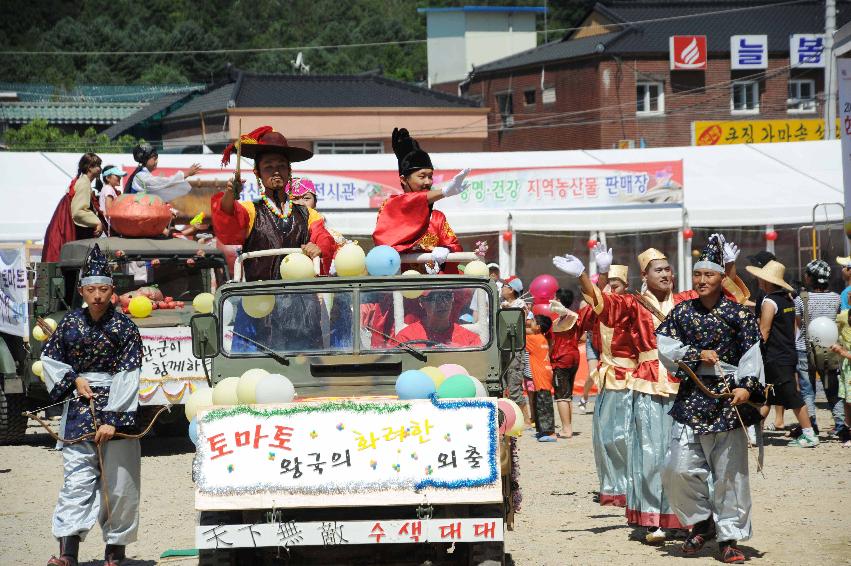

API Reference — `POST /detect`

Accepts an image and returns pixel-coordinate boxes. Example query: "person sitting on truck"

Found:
[212,126,336,281]
[287,177,349,250]
[125,143,199,202]
[372,127,470,274]
[395,290,481,348]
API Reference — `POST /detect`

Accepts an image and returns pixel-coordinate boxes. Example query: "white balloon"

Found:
[212,376,241,406]
[222,299,235,325]
[237,368,270,404]
[254,373,296,404]
[808,316,839,347]
[470,376,488,398]
[185,388,213,421]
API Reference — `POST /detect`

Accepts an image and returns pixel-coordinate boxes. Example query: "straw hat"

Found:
[745,260,793,292]
[836,256,851,267]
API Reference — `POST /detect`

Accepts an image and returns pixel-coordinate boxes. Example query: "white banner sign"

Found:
[0,248,29,338]
[195,398,499,509]
[139,327,210,405]
[731,35,768,69]
[197,518,503,549]
[839,59,851,240]
[790,34,826,68]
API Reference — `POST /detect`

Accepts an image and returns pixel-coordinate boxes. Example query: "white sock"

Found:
[803,427,815,438]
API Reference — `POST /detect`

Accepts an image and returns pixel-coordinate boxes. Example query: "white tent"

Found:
[0,140,841,242]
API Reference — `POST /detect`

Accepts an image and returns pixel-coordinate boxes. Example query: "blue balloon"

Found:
[366,245,401,276]
[188,417,199,446]
[395,370,436,400]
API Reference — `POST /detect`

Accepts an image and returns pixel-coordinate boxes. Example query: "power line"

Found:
[0,0,812,57]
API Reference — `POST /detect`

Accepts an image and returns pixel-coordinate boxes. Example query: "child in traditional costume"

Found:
[125,143,198,202]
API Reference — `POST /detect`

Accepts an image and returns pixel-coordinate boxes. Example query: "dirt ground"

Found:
[1,402,849,566]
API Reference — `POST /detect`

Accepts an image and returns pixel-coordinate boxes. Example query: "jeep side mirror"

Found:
[497,308,526,352]
[190,313,220,359]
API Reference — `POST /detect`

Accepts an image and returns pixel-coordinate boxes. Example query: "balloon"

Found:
[32,318,57,341]
[808,317,839,347]
[243,295,275,319]
[335,243,367,277]
[497,398,516,435]
[529,274,559,301]
[438,363,468,378]
[237,368,270,404]
[437,374,477,398]
[185,388,213,421]
[504,398,525,436]
[464,260,489,277]
[420,366,446,388]
[222,299,235,324]
[192,292,214,314]
[366,245,401,276]
[255,373,296,404]
[401,270,424,299]
[470,376,488,398]
[532,303,558,321]
[129,296,153,318]
[212,376,240,406]
[188,417,199,446]
[280,253,315,280]
[31,360,44,380]
[395,370,436,400]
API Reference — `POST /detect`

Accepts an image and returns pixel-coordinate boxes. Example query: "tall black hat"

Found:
[79,244,113,286]
[392,128,433,175]
[694,234,724,273]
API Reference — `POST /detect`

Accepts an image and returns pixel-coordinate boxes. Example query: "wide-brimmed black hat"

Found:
[221,126,312,166]
[392,127,433,175]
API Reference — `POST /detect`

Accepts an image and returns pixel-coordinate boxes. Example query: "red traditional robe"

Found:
[211,193,335,276]
[373,192,462,273]
[394,321,481,348]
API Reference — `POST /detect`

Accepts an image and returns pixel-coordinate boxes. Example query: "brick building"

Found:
[461,0,849,151]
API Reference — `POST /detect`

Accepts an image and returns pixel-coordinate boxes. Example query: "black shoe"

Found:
[104,544,126,566]
[789,425,802,439]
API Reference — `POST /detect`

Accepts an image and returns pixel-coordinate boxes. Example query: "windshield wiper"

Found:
[364,325,427,362]
[231,330,290,366]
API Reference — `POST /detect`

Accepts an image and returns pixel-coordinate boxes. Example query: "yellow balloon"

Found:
[193,292,215,314]
[31,360,44,380]
[420,366,446,388]
[237,368,269,404]
[242,295,275,318]
[184,388,213,421]
[32,318,58,341]
[212,376,240,406]
[401,269,424,299]
[128,296,153,318]
[280,253,315,280]
[335,243,366,277]
[505,398,525,437]
[464,260,489,277]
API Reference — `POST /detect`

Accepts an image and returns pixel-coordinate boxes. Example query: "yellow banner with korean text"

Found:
[693,119,840,146]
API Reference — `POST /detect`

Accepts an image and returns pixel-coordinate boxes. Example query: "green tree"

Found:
[5,119,141,153]
[138,64,190,85]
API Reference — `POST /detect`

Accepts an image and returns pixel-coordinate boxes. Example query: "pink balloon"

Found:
[438,363,467,377]
[497,398,516,436]
[529,274,559,301]
[531,303,558,321]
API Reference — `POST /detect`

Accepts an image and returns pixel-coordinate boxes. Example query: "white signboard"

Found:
[195,398,500,510]
[790,34,826,68]
[0,248,29,338]
[839,59,851,241]
[197,517,503,549]
[139,327,210,405]
[731,35,768,69]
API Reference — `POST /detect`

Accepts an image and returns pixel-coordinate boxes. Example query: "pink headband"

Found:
[286,177,316,198]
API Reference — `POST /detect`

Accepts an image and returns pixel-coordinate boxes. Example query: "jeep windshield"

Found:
[220,284,491,358]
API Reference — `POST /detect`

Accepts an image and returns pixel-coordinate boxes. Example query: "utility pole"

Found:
[826,0,837,139]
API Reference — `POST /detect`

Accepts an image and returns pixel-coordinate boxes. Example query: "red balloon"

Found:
[529,274,559,301]
[586,239,597,249]
[532,303,559,321]
[765,231,778,241]
[682,228,694,239]
[502,230,513,242]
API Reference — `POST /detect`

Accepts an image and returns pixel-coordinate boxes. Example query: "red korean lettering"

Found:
[398,521,422,542]
[439,522,462,540]
[369,522,386,543]
[474,521,496,539]
[269,425,294,450]
[207,433,234,460]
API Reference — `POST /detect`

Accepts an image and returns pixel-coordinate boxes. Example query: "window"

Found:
[636,81,664,115]
[788,79,816,113]
[731,81,760,114]
[313,141,383,154]
[542,87,556,104]
[495,92,513,127]
[523,89,536,105]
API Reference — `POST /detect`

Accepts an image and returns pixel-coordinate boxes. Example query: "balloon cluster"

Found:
[31,318,57,341]
[528,274,560,319]
[394,364,488,400]
[184,368,297,446]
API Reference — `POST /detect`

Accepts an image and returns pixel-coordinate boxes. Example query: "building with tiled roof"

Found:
[457,0,850,150]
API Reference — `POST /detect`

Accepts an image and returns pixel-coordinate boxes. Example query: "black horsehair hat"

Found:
[79,243,113,286]
[392,128,434,176]
[694,235,724,273]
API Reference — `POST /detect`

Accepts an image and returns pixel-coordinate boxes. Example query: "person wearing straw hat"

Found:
[656,235,766,565]
[747,260,818,448]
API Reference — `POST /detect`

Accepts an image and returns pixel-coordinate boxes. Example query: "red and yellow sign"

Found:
[693,119,840,146]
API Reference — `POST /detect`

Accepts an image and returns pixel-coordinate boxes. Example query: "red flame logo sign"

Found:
[670,36,707,70]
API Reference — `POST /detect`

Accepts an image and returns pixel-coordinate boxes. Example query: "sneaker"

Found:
[788,434,819,448]
[764,422,776,431]
[537,435,557,443]
[720,542,745,564]
[645,527,666,544]
[842,440,851,448]
[578,399,587,414]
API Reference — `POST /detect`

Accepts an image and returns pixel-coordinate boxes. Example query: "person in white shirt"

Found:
[99,166,126,236]
[125,143,199,202]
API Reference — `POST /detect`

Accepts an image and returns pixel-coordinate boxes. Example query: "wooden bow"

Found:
[22,403,171,445]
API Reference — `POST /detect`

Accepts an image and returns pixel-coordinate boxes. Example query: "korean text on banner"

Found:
[0,248,29,338]
[693,119,841,146]
[838,59,851,237]
[139,326,210,405]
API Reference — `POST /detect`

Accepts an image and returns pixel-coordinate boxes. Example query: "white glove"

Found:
[549,300,570,316]
[431,246,450,265]
[424,263,440,275]
[329,259,337,276]
[441,168,471,198]
[552,255,585,278]
[593,242,613,274]
[722,242,740,265]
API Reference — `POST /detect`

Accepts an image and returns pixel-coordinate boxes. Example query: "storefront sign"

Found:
[731,35,767,69]
[838,59,851,237]
[670,35,707,70]
[693,119,840,146]
[790,34,826,68]
[0,248,28,338]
